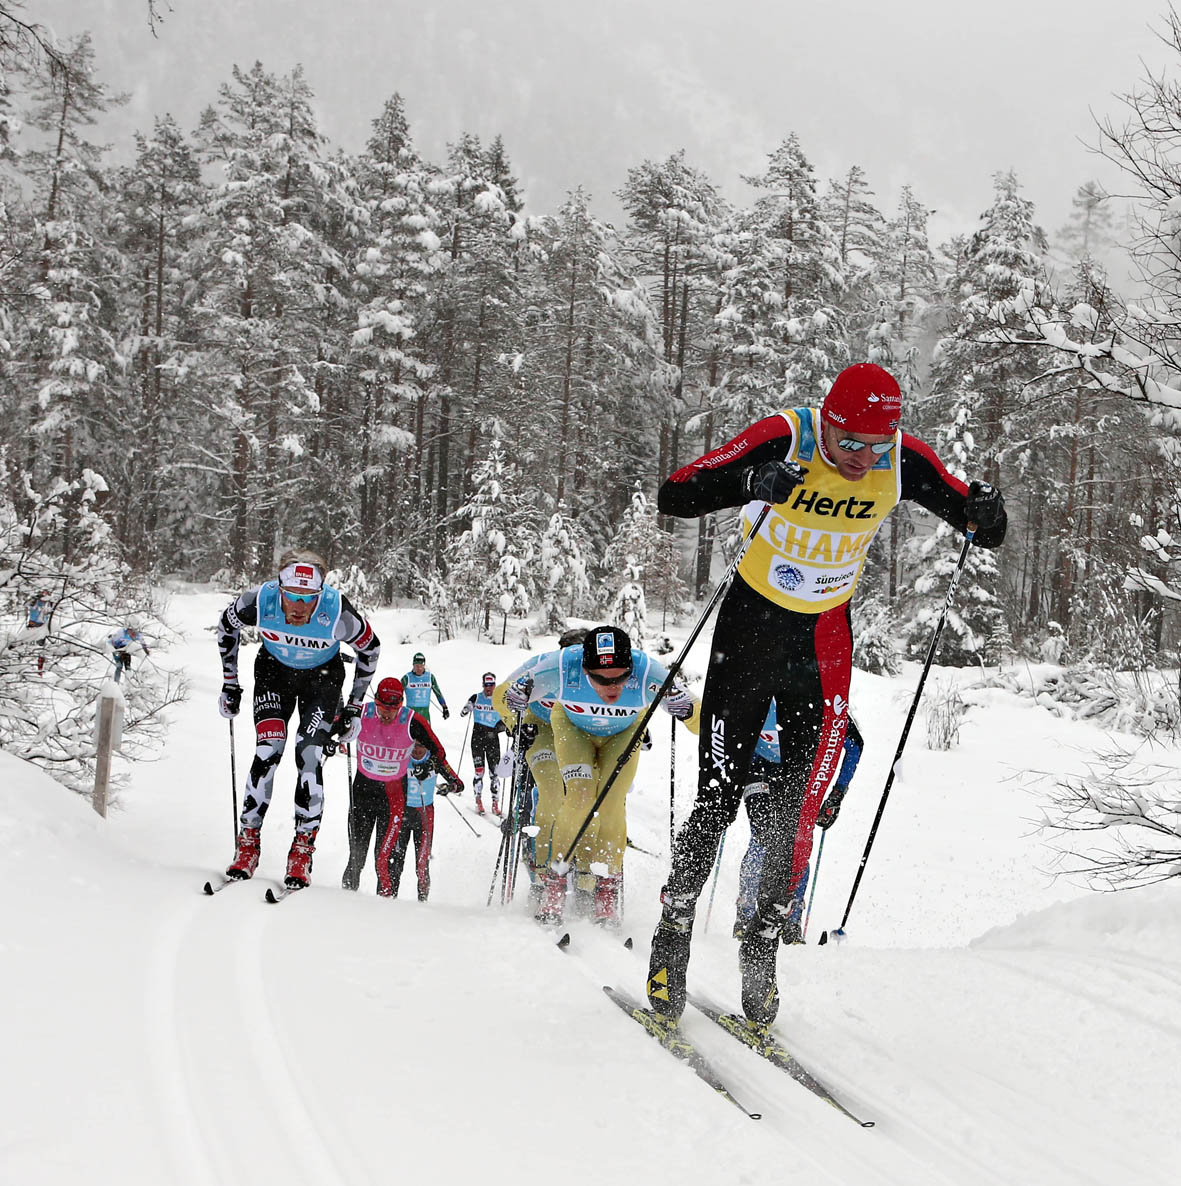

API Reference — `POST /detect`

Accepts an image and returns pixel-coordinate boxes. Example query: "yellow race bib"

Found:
[737,407,900,612]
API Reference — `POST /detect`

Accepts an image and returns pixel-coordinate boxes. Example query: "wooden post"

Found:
[92,686,124,818]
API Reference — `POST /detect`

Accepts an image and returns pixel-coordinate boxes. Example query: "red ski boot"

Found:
[534,868,568,926]
[284,828,318,888]
[592,873,623,928]
[226,826,261,880]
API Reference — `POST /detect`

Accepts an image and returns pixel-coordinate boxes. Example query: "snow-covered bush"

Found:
[0,458,188,797]
[1041,744,1181,889]
[924,679,966,750]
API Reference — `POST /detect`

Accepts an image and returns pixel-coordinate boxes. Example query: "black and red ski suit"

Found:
[658,414,1007,934]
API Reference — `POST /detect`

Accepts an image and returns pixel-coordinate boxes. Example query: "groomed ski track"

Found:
[2,590,1178,1186]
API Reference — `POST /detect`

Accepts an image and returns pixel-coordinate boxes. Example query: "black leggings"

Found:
[471,725,501,790]
[666,576,852,922]
[341,773,391,891]
[241,648,344,833]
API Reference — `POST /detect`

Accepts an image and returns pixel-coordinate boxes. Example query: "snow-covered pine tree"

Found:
[538,504,592,633]
[743,133,849,405]
[8,34,124,491]
[105,115,204,572]
[600,485,686,641]
[193,63,347,578]
[822,164,888,359]
[618,151,724,515]
[349,93,443,586]
[448,435,537,638]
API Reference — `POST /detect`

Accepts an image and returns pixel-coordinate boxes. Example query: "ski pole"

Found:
[822,526,977,944]
[802,831,825,940]
[505,748,535,903]
[669,715,676,854]
[457,710,472,782]
[496,710,527,903]
[556,503,773,868]
[702,829,729,933]
[228,717,239,841]
[487,827,510,906]
[440,783,480,836]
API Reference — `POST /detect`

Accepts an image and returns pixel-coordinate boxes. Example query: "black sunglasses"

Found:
[836,437,895,455]
[586,667,632,686]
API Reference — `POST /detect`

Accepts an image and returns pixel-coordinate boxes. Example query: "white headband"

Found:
[279,562,324,592]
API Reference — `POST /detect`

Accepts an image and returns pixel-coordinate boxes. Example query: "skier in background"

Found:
[733,700,863,942]
[497,625,699,928]
[108,625,150,681]
[216,549,381,889]
[460,671,506,815]
[388,740,460,901]
[647,362,1008,1027]
[26,590,52,674]
[339,676,461,895]
[401,651,449,723]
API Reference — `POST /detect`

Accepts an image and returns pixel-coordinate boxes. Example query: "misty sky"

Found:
[35,0,1179,245]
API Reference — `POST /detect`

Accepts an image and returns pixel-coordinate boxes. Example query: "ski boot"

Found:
[592,873,623,929]
[284,828,318,889]
[474,793,486,815]
[226,826,261,880]
[491,777,502,816]
[647,887,696,1018]
[740,908,786,1024]
[534,868,568,926]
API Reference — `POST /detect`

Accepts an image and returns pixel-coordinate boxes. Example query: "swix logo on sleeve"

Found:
[256,718,286,744]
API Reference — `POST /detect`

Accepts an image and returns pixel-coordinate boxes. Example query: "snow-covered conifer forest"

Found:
[3,6,1181,1185]
[3,1,1181,829]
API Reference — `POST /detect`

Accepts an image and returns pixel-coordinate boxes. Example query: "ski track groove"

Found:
[978,949,1181,1040]
[144,894,231,1186]
[781,967,1162,1186]
[238,903,358,1186]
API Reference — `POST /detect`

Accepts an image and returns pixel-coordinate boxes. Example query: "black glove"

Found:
[965,480,1005,532]
[744,460,807,504]
[337,703,363,744]
[441,705,450,720]
[218,682,242,719]
[518,722,538,751]
[323,738,339,758]
[817,787,847,830]
[641,729,653,752]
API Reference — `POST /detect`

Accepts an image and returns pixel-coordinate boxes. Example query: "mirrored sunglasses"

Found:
[587,667,632,686]
[836,437,895,455]
[281,587,320,603]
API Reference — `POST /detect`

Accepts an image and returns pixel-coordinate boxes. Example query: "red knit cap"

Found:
[821,364,902,434]
[375,678,404,707]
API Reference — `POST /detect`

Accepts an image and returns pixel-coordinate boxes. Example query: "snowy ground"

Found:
[3,588,1180,1186]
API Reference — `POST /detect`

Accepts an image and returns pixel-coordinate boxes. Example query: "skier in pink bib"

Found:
[342,677,463,895]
